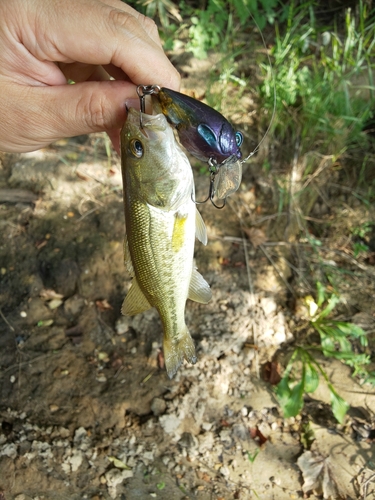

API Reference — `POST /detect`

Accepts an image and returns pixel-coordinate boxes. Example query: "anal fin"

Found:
[188,268,212,304]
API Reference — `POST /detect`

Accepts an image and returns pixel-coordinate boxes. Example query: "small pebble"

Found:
[150,397,166,416]
[20,311,27,318]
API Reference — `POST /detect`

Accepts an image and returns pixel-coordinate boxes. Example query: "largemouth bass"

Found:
[120,108,212,378]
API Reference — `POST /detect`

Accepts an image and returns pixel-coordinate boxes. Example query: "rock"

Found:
[232,423,250,441]
[150,398,166,416]
[23,297,53,325]
[105,468,133,499]
[159,414,180,434]
[178,432,197,450]
[0,443,18,459]
[64,294,85,320]
[54,259,80,297]
[70,450,84,472]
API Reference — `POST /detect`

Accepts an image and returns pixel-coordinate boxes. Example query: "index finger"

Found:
[43,0,181,90]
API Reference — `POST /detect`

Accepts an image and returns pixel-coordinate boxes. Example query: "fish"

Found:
[120,107,212,378]
[154,87,243,164]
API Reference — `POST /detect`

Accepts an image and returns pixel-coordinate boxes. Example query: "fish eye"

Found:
[235,131,243,147]
[129,139,144,158]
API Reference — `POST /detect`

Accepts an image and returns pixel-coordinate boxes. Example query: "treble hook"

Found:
[136,85,161,128]
[192,158,226,209]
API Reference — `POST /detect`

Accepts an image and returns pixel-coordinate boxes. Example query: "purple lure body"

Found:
[155,88,243,164]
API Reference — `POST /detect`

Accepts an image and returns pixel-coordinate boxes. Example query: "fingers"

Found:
[18,0,180,91]
[0,80,136,153]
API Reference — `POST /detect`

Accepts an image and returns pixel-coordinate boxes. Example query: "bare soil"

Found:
[1,59,375,500]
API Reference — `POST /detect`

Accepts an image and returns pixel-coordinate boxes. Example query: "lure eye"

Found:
[235,131,243,148]
[129,139,144,158]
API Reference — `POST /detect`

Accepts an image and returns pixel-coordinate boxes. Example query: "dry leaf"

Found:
[95,299,113,311]
[243,227,267,248]
[297,450,340,499]
[262,360,282,385]
[40,289,64,301]
[249,426,268,446]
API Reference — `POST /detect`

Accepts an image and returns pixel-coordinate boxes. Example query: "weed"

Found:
[247,449,260,462]
[276,282,371,422]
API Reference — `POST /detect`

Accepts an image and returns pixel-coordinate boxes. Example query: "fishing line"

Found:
[193,12,277,206]
[240,11,277,163]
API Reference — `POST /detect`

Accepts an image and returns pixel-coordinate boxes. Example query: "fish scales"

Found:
[121,108,212,377]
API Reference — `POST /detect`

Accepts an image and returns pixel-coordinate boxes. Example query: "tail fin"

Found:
[163,326,197,379]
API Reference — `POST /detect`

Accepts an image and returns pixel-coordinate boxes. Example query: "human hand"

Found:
[0,0,180,153]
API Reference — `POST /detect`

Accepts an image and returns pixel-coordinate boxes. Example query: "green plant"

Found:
[247,449,260,462]
[124,0,181,28]
[259,1,375,157]
[276,282,371,422]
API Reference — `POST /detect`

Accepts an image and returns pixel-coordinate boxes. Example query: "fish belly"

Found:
[126,196,196,377]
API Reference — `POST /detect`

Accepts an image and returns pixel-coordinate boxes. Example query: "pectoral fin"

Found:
[188,268,212,304]
[195,209,208,245]
[122,278,152,316]
[123,234,134,277]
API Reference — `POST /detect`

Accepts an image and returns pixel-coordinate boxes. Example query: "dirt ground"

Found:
[1,58,375,499]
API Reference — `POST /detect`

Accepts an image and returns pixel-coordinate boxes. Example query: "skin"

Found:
[0,0,180,153]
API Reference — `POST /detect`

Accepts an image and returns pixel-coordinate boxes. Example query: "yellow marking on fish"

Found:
[172,213,188,252]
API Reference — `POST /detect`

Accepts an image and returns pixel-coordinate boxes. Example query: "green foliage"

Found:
[186,0,229,59]
[259,1,375,156]
[247,449,260,462]
[276,282,370,423]
[124,0,181,28]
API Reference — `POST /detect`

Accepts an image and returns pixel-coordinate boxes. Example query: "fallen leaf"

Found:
[249,427,268,446]
[157,349,165,370]
[76,170,90,181]
[108,456,131,470]
[297,450,340,499]
[262,361,282,385]
[243,227,267,248]
[48,299,63,310]
[37,319,54,327]
[40,289,64,301]
[35,240,48,250]
[95,299,113,311]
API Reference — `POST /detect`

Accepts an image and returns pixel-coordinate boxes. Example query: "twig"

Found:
[1,353,59,375]
[259,244,296,296]
[241,233,259,378]
[76,207,99,222]
[0,307,15,332]
[361,471,375,500]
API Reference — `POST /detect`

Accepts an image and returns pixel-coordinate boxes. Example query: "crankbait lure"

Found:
[136,85,245,208]
[155,87,243,165]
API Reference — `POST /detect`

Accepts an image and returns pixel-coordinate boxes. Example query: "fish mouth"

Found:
[126,107,169,140]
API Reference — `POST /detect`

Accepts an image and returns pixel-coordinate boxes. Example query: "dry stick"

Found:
[362,471,375,500]
[222,236,375,277]
[259,244,296,297]
[241,233,260,379]
[225,201,261,375]
[0,307,15,332]
[1,353,60,375]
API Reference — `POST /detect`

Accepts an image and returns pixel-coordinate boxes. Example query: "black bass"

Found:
[120,108,212,378]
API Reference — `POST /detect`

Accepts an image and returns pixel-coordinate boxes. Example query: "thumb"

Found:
[0,80,137,153]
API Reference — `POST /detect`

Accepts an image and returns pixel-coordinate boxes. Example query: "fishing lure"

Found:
[135,76,275,209]
[155,87,243,165]
[136,85,244,208]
